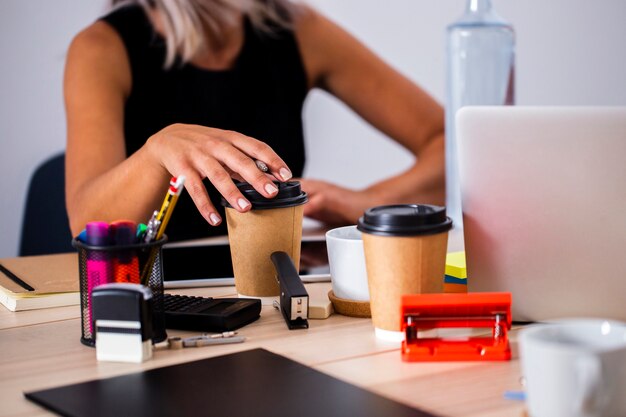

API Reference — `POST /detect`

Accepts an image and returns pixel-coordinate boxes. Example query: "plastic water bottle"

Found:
[445,0,515,228]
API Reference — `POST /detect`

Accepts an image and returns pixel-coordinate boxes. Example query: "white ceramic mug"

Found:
[519,319,626,417]
[325,225,369,301]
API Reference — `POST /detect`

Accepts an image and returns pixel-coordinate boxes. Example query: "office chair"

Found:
[19,153,74,256]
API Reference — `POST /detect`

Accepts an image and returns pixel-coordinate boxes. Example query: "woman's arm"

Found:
[293,7,445,224]
[64,21,293,236]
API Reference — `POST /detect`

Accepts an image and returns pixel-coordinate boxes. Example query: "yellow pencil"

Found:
[155,176,185,240]
[141,176,185,284]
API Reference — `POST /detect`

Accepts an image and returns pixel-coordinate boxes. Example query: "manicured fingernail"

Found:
[265,183,278,195]
[238,198,251,210]
[209,213,221,225]
[279,167,292,181]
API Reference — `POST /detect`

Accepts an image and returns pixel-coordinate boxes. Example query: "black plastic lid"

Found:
[357,204,453,236]
[221,181,308,210]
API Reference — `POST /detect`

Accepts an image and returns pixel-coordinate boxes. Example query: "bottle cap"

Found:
[221,181,308,210]
[357,204,453,237]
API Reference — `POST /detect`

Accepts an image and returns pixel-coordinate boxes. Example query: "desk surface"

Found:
[0,229,526,417]
[0,282,525,417]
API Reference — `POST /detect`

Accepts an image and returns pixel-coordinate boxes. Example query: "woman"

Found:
[64,0,445,240]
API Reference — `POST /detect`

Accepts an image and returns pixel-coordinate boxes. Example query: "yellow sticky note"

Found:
[445,251,467,279]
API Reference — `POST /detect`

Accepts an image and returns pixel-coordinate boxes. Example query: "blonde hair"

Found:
[110,0,297,68]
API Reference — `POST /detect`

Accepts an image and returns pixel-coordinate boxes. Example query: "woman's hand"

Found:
[298,178,376,225]
[146,123,293,226]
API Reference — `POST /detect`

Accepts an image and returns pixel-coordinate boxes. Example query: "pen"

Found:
[166,335,246,349]
[0,263,34,291]
[110,220,140,284]
[184,335,245,347]
[143,211,160,243]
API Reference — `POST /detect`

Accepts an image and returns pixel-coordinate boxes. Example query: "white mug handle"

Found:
[575,354,606,416]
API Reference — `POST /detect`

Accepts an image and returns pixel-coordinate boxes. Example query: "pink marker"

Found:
[85,221,113,333]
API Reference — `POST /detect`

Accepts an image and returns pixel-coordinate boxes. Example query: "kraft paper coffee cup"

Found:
[222,182,307,298]
[357,204,452,339]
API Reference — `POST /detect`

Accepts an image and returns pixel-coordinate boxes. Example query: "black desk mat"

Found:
[25,348,438,417]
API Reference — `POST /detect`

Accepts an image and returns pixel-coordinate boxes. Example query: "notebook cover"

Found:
[0,253,78,294]
[25,348,437,417]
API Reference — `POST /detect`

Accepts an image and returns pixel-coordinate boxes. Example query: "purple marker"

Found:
[85,221,113,332]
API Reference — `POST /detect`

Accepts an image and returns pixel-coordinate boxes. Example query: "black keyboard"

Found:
[163,293,261,332]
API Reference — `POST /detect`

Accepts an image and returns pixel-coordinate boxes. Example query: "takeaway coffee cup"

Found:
[519,319,626,417]
[357,204,452,340]
[326,225,369,302]
[222,181,307,299]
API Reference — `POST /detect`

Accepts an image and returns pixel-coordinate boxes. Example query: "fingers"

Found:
[184,171,222,226]
[224,131,293,182]
[211,141,280,200]
[303,194,339,225]
[223,166,245,183]
[299,179,355,225]
[197,155,255,213]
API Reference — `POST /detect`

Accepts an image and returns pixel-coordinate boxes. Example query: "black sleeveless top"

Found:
[101,5,308,241]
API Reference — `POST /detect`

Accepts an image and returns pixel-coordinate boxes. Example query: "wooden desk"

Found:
[0,280,525,417]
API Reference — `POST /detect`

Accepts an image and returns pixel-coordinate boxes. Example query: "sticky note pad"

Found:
[445,251,467,279]
[306,283,333,319]
[443,283,467,293]
[444,251,467,293]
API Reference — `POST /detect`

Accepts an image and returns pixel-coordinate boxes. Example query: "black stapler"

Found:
[270,251,309,330]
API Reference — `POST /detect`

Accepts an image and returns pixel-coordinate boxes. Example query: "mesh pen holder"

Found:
[72,236,168,347]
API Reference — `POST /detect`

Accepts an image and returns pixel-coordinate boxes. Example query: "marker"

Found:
[136,223,147,241]
[77,229,87,243]
[110,220,140,284]
[85,221,113,332]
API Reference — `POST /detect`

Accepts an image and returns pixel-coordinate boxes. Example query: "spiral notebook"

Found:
[25,348,437,417]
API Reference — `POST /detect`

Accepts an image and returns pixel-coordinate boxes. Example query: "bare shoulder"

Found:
[291,5,350,87]
[291,5,382,90]
[291,4,338,40]
[68,20,125,61]
[66,21,130,95]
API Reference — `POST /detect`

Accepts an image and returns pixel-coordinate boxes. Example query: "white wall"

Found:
[1,0,625,257]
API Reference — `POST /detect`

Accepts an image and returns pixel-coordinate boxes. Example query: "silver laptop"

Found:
[457,106,626,322]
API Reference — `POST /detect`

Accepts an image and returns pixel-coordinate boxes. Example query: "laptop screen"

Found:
[162,239,329,283]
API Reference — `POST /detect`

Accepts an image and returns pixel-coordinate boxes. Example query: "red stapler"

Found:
[401,292,512,362]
